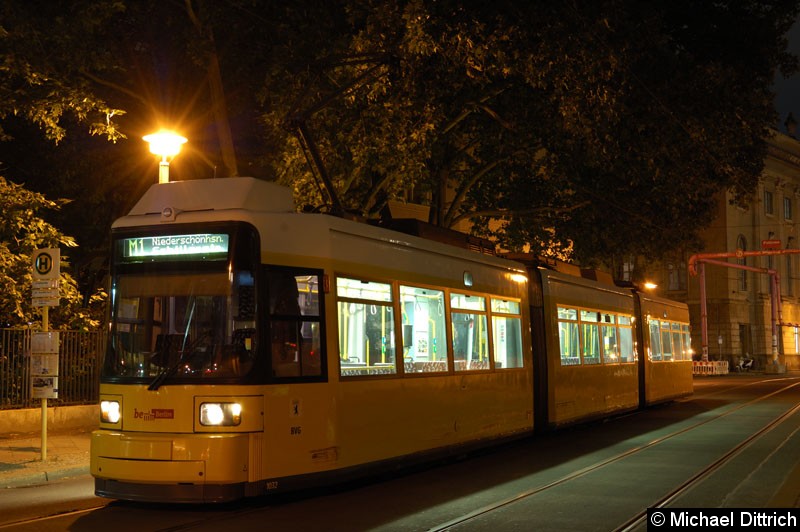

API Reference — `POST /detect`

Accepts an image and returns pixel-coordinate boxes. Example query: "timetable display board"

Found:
[118,233,229,262]
[31,331,59,399]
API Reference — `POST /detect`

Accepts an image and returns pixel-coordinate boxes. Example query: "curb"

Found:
[0,466,90,489]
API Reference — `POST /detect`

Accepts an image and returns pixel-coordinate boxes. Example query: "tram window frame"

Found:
[681,324,692,360]
[660,321,673,361]
[337,276,397,377]
[580,310,602,365]
[557,307,636,367]
[599,313,619,364]
[557,307,580,366]
[649,319,663,361]
[103,222,263,385]
[670,323,684,361]
[490,298,524,369]
[618,315,635,363]
[265,266,326,382]
[451,293,489,372]
[400,285,448,374]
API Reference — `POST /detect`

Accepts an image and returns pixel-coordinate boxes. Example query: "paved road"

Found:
[2,374,798,531]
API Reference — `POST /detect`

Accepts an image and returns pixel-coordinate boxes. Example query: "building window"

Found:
[667,261,687,291]
[785,196,793,220]
[787,255,794,297]
[737,235,747,290]
[668,263,679,291]
[619,256,635,282]
[765,190,774,215]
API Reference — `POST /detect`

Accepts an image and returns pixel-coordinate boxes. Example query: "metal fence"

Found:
[0,329,105,409]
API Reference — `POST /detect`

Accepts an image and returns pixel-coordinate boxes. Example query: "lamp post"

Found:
[143,130,187,183]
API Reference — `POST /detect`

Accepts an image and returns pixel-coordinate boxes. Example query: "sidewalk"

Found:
[0,429,92,489]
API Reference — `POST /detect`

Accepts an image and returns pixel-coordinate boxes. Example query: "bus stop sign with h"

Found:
[31,248,60,461]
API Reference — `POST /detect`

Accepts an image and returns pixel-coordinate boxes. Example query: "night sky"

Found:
[774,20,800,132]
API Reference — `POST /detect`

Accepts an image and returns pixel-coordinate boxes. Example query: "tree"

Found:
[2,0,799,279]
[260,0,800,266]
[0,176,104,330]
[0,1,126,143]
[0,1,137,310]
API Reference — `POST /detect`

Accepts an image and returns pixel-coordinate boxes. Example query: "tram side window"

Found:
[581,310,601,365]
[491,299,524,369]
[661,322,673,361]
[337,277,396,377]
[682,324,692,360]
[618,315,635,363]
[600,313,619,364]
[267,269,324,379]
[451,294,488,371]
[670,323,684,361]
[401,286,448,374]
[649,319,663,361]
[558,307,580,366]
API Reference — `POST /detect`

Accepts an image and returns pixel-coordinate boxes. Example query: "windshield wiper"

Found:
[148,299,195,391]
[147,348,190,391]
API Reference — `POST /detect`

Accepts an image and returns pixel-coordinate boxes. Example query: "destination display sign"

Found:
[120,233,229,261]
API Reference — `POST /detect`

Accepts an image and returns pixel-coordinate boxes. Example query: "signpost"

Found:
[31,248,60,461]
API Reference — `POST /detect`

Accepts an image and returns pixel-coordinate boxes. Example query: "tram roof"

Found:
[125,177,295,217]
[114,176,528,282]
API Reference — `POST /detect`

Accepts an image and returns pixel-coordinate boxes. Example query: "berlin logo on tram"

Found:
[133,408,175,421]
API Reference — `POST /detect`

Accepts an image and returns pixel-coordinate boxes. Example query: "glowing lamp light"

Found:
[509,273,528,284]
[143,130,187,184]
[199,402,242,426]
[100,400,121,424]
[644,282,658,290]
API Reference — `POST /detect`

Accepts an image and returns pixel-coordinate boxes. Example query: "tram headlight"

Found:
[199,402,242,426]
[100,400,121,424]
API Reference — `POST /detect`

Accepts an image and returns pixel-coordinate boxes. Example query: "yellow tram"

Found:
[636,292,694,406]
[92,177,533,502]
[91,177,692,503]
[518,263,694,428]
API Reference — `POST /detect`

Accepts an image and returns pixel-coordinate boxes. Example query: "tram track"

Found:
[4,377,798,532]
[616,392,800,531]
[0,505,104,530]
[426,376,800,532]
[0,501,260,532]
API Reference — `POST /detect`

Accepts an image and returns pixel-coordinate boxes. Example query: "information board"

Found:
[31,331,59,399]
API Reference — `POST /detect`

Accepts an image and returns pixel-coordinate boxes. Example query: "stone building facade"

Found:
[647,128,800,371]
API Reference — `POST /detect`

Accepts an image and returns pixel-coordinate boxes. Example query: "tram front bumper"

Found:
[91,430,252,503]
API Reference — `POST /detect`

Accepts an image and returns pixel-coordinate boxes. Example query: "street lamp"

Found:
[143,130,187,184]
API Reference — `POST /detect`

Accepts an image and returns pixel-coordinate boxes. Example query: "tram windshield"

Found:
[102,225,258,384]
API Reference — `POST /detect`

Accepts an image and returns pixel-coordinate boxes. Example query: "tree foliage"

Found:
[0,177,104,330]
[260,0,800,264]
[0,1,127,143]
[1,0,799,282]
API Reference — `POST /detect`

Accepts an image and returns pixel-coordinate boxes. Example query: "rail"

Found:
[0,329,105,409]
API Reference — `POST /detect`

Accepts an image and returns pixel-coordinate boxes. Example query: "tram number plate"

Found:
[266,481,279,490]
[290,426,302,435]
